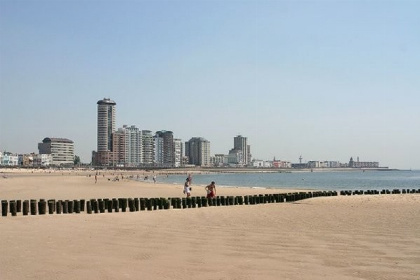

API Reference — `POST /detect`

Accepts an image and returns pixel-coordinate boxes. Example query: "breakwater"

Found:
[2,188,419,217]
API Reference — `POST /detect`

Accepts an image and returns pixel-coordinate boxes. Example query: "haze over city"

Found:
[1,1,419,169]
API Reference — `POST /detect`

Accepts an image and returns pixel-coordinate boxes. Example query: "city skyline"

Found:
[1,1,419,169]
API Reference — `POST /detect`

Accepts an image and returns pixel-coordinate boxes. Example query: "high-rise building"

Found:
[112,128,126,166]
[142,130,154,166]
[96,98,116,166]
[174,138,183,167]
[185,137,210,166]
[155,130,174,167]
[97,98,116,152]
[233,135,251,165]
[111,125,142,167]
[38,137,74,166]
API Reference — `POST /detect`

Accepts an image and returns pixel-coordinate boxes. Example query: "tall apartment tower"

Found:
[155,130,174,167]
[234,135,250,165]
[142,130,154,166]
[185,137,210,166]
[124,125,142,167]
[174,138,183,167]
[97,98,116,152]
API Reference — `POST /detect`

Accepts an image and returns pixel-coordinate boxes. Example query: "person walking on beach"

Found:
[153,175,157,183]
[205,181,216,198]
[183,178,191,197]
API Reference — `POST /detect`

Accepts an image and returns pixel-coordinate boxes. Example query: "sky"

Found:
[0,0,419,169]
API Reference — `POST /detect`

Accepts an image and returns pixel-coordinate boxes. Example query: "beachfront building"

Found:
[154,134,164,166]
[349,157,379,168]
[38,137,74,166]
[0,152,19,166]
[212,154,228,167]
[272,160,292,168]
[123,125,142,167]
[34,154,53,166]
[233,135,251,165]
[185,137,211,167]
[324,161,341,168]
[95,98,116,165]
[307,161,322,168]
[174,138,183,167]
[112,129,126,166]
[228,149,244,166]
[142,130,154,166]
[154,131,174,167]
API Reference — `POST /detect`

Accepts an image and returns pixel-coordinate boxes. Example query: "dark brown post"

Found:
[30,199,37,215]
[38,199,46,215]
[10,200,17,216]
[23,200,29,216]
[1,200,8,217]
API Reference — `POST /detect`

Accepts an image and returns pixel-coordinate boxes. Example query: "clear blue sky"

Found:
[1,0,419,169]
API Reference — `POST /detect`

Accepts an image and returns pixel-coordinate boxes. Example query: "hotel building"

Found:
[38,137,74,165]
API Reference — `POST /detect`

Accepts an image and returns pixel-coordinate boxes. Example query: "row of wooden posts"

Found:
[1,191,336,217]
[1,188,418,217]
[340,188,420,196]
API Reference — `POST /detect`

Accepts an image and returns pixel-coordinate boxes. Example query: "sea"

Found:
[153,170,420,191]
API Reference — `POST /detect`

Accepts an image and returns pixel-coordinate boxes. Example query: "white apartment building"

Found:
[174,138,182,167]
[0,152,19,166]
[34,154,53,166]
[154,136,164,166]
[38,137,74,165]
[142,130,154,166]
[123,125,142,167]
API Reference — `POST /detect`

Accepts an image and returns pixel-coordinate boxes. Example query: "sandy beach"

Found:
[1,170,419,280]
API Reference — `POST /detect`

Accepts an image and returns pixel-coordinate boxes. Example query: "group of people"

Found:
[183,176,216,198]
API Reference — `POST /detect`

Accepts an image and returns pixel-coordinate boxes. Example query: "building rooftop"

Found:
[42,137,74,144]
[97,98,116,105]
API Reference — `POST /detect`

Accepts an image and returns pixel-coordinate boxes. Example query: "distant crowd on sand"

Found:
[88,171,218,198]
[183,175,216,199]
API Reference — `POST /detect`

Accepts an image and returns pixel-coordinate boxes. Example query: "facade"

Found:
[96,98,116,165]
[233,135,251,165]
[228,149,243,166]
[34,154,53,166]
[124,125,142,167]
[155,130,174,167]
[0,152,19,166]
[112,129,126,166]
[154,136,164,166]
[349,157,379,168]
[212,154,228,167]
[38,137,74,165]
[142,130,154,166]
[272,160,292,168]
[174,138,182,167]
[185,137,211,166]
[97,98,116,152]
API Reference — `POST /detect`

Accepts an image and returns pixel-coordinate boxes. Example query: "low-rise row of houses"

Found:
[0,152,53,167]
[248,157,380,169]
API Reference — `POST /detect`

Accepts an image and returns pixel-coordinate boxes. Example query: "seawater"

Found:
[153,170,420,191]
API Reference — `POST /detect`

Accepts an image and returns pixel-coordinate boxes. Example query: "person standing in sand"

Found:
[183,178,191,197]
[205,181,216,198]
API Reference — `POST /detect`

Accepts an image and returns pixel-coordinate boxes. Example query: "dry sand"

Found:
[0,171,419,280]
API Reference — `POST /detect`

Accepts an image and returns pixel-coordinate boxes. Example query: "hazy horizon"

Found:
[1,1,419,169]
